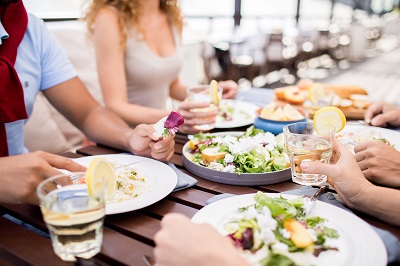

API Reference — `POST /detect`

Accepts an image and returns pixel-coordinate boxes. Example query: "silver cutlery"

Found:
[113,160,145,169]
[142,255,155,266]
[302,185,329,215]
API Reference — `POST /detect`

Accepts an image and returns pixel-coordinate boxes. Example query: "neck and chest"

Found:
[124,11,183,109]
[138,10,176,58]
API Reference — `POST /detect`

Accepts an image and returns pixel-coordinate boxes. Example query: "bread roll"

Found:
[283,86,305,105]
[324,85,367,99]
[201,147,226,164]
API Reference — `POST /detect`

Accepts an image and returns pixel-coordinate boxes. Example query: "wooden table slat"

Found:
[167,188,216,209]
[0,205,154,265]
[0,217,69,266]
[140,199,198,218]
[105,213,161,246]
[77,145,123,156]
[99,228,153,265]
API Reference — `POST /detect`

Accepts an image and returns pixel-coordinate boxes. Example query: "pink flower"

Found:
[163,111,184,136]
[153,112,184,138]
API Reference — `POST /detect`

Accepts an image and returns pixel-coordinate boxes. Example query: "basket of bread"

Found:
[274,79,371,119]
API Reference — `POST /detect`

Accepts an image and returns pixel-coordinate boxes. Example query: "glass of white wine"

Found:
[186,84,222,131]
[36,172,106,261]
[283,122,334,185]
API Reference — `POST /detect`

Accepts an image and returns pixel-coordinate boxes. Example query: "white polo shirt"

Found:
[2,14,77,155]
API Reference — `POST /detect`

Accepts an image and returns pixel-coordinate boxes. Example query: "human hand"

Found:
[364,101,400,127]
[218,80,238,99]
[0,151,86,205]
[354,140,400,188]
[154,213,249,266]
[300,140,373,209]
[176,100,218,134]
[128,124,175,162]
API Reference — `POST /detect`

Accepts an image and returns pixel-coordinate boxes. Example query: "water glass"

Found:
[36,172,106,261]
[186,84,222,131]
[283,122,334,185]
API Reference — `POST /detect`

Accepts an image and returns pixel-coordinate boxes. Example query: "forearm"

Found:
[80,106,135,151]
[351,185,400,226]
[169,79,187,102]
[106,101,169,126]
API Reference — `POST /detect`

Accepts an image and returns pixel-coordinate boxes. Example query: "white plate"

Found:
[192,193,387,266]
[216,99,258,128]
[339,124,400,148]
[73,154,177,215]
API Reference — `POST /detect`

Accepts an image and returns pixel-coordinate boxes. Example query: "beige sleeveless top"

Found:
[124,25,183,110]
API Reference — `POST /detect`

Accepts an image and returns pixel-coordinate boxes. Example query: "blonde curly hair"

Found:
[85,0,183,48]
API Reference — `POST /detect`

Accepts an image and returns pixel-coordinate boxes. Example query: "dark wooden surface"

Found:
[1,134,400,265]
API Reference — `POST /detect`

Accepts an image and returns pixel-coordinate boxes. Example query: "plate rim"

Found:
[216,99,259,129]
[340,124,400,147]
[73,154,178,215]
[183,131,291,185]
[192,192,387,266]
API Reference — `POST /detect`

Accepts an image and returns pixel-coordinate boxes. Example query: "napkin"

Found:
[206,186,400,263]
[167,163,198,192]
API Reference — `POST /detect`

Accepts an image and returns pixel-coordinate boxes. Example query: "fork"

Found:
[142,255,155,266]
[113,160,145,169]
[302,185,329,215]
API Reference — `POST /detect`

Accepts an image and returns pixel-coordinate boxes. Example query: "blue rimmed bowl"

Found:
[253,106,308,135]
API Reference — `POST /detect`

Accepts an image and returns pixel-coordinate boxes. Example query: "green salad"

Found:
[223,192,340,266]
[187,127,288,174]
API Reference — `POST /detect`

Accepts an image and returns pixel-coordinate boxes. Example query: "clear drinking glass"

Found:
[283,122,334,185]
[36,172,106,261]
[186,84,222,131]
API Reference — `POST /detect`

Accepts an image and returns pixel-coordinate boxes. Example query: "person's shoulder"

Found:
[27,13,46,30]
[96,6,120,23]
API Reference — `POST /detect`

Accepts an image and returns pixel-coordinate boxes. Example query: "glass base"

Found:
[193,124,215,131]
[292,173,327,186]
[53,240,101,261]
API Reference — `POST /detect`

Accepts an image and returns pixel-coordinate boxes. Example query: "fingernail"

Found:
[300,161,309,170]
[370,118,377,126]
[154,143,162,149]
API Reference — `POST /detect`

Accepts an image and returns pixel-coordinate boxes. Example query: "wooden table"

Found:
[1,132,399,265]
[1,89,399,265]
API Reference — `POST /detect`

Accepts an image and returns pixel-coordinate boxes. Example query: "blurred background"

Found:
[23,0,400,94]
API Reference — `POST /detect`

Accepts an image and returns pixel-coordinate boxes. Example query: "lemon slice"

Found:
[209,80,220,105]
[313,106,346,134]
[86,158,116,199]
[307,83,326,104]
[189,137,200,150]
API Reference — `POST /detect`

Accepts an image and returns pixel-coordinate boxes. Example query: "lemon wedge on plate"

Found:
[313,106,346,134]
[86,158,116,199]
[209,80,220,105]
[189,137,200,150]
[308,83,326,104]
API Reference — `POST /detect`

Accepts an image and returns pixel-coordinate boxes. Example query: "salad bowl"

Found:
[182,128,291,186]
